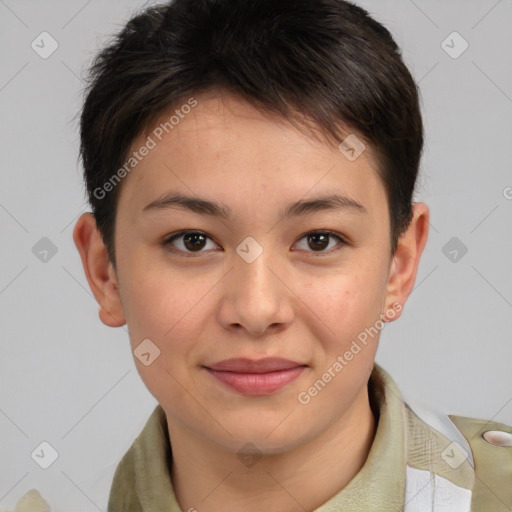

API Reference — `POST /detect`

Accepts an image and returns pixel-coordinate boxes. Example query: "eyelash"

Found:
[161,230,348,257]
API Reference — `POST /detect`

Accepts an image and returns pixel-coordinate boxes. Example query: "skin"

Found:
[74,89,429,512]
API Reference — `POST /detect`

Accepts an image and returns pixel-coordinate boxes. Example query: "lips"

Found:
[203,357,307,395]
[204,357,305,373]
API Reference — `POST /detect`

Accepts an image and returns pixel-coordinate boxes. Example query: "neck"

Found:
[168,385,376,512]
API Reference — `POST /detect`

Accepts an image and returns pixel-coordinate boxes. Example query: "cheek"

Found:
[130,302,205,363]
[117,270,209,397]
[312,272,381,318]
[117,256,209,341]
[302,269,386,351]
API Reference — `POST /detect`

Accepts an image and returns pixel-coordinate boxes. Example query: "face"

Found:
[103,91,403,453]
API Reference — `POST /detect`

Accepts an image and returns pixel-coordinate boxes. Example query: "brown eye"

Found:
[182,232,207,251]
[295,231,346,254]
[307,232,329,251]
[163,230,218,254]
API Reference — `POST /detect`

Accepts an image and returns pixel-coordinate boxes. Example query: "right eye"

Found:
[162,230,221,255]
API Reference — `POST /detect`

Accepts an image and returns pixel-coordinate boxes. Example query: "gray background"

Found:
[0,0,511,510]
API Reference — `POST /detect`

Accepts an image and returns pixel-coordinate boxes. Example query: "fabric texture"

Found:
[106,363,511,511]
[0,490,50,512]
[5,365,510,511]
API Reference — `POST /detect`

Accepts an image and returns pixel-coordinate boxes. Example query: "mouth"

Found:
[202,357,307,395]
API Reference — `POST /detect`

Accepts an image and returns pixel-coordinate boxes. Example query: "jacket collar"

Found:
[108,364,472,511]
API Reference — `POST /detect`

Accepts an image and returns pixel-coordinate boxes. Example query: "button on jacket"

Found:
[10,365,509,512]
[105,364,512,511]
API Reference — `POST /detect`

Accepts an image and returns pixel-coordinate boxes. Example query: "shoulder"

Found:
[107,452,143,511]
[0,489,50,512]
[449,414,512,511]
[405,402,512,511]
[107,438,143,512]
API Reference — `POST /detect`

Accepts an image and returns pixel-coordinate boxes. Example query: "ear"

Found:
[382,202,430,322]
[72,213,126,327]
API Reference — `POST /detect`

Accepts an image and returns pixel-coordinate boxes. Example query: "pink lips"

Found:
[203,357,307,395]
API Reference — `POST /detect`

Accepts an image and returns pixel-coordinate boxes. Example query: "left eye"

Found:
[162,230,346,255]
[294,231,346,254]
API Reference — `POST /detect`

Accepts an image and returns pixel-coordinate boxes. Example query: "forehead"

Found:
[141,90,375,162]
[118,90,386,219]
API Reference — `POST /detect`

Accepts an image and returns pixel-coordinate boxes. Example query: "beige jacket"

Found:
[5,364,511,511]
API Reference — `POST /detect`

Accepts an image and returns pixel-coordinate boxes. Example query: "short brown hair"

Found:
[79,0,424,265]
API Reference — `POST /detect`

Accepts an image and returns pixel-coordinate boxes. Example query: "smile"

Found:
[203,357,307,395]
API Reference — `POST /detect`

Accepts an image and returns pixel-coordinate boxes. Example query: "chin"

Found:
[221,419,310,454]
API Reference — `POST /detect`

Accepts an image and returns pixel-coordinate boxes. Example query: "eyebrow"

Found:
[142,192,367,220]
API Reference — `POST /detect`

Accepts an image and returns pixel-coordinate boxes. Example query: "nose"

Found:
[216,245,294,338]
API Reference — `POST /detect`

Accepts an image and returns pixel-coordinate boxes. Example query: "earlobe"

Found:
[72,213,126,328]
[383,202,430,321]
